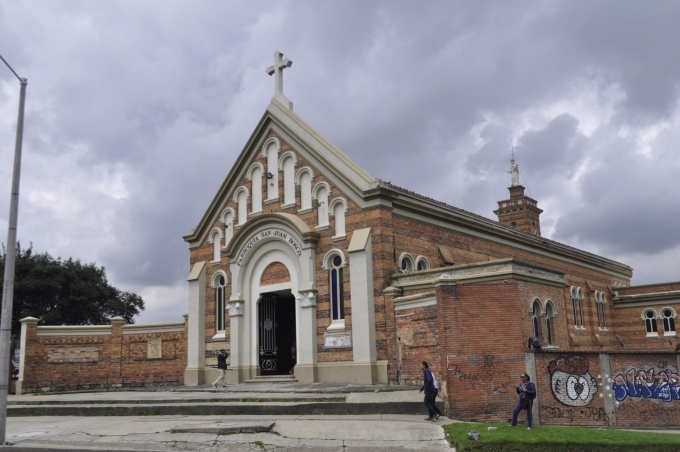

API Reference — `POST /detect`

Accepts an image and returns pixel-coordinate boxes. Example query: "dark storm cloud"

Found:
[2,0,680,322]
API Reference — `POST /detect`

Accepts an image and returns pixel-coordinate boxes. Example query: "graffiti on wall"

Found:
[548,356,598,407]
[613,366,680,403]
[446,354,512,395]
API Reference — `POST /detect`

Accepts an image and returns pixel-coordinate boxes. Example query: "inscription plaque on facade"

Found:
[47,347,99,364]
[148,339,162,359]
[324,333,352,348]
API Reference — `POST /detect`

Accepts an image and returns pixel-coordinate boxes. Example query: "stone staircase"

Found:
[7,383,440,417]
[244,374,298,383]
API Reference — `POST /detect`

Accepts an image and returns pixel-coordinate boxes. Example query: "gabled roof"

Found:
[183,99,379,246]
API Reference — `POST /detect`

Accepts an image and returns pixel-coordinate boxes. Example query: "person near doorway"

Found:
[510,373,536,429]
[419,361,439,421]
[212,349,228,388]
[289,342,296,375]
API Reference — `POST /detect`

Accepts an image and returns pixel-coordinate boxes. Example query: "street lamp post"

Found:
[0,53,28,444]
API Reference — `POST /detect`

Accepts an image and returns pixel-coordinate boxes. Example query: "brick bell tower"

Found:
[494,157,543,236]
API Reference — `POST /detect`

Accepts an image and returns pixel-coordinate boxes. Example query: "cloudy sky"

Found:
[1,1,679,323]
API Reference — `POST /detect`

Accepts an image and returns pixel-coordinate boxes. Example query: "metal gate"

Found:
[258,294,278,373]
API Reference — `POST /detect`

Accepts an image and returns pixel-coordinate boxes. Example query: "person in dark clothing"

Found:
[212,349,229,388]
[511,373,536,429]
[419,361,440,421]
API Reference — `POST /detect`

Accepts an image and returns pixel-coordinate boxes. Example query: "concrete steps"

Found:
[7,401,433,417]
[7,385,442,417]
[245,375,298,383]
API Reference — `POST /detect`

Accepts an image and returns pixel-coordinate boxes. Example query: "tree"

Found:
[0,243,145,337]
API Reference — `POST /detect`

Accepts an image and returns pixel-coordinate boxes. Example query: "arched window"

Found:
[416,256,430,271]
[571,286,585,329]
[323,250,347,328]
[234,187,249,226]
[248,163,263,213]
[399,253,415,273]
[595,291,607,329]
[280,152,296,207]
[545,301,555,346]
[661,308,676,336]
[263,139,279,201]
[532,299,542,341]
[330,198,347,238]
[643,309,658,336]
[221,208,235,246]
[296,167,314,211]
[313,182,330,227]
[209,229,222,263]
[212,272,228,333]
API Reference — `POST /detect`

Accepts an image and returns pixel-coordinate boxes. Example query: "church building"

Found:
[182,52,680,427]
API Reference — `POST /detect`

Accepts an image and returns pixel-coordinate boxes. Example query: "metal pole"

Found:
[0,54,27,444]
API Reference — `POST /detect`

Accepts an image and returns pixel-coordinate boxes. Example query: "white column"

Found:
[185,261,206,386]
[348,228,377,383]
[295,290,318,383]
[227,301,245,384]
[17,316,38,395]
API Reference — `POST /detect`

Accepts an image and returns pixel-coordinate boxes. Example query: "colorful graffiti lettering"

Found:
[548,356,598,407]
[612,367,680,403]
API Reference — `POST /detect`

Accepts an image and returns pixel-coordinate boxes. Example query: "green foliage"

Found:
[445,422,680,452]
[1,243,145,335]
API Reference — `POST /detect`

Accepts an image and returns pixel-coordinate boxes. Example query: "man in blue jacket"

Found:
[419,361,441,421]
[511,373,536,429]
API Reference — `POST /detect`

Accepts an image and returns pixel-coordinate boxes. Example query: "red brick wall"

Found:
[260,262,291,285]
[394,304,439,385]
[435,281,527,422]
[20,320,187,393]
[612,302,680,352]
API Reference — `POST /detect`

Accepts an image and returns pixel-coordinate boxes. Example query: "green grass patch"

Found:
[444,422,680,452]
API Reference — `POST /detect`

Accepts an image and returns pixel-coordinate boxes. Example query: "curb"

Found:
[8,401,443,417]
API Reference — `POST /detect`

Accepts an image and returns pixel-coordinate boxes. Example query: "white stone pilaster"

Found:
[227,301,245,384]
[296,290,318,383]
[348,228,377,383]
[185,261,206,386]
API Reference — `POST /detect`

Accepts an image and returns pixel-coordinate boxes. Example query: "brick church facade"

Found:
[181,56,680,427]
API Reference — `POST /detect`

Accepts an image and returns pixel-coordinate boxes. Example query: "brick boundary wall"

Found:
[17,315,188,394]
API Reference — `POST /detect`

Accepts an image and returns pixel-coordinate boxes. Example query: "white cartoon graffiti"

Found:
[549,356,598,407]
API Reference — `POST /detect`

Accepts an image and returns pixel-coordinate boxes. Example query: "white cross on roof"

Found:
[266,51,293,110]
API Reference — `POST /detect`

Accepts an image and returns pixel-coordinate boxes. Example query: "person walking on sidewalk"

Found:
[510,373,536,429]
[419,361,439,421]
[212,349,229,388]
[430,371,443,419]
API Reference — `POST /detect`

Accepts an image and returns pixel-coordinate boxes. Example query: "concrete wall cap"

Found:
[348,228,371,253]
[110,316,126,324]
[19,316,39,324]
[187,261,206,281]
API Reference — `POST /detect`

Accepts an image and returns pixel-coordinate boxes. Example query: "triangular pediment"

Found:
[184,99,379,246]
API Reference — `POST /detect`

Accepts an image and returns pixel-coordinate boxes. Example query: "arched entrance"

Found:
[224,213,319,383]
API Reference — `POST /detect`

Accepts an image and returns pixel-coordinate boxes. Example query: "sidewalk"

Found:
[4,383,454,450]
[1,414,457,451]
